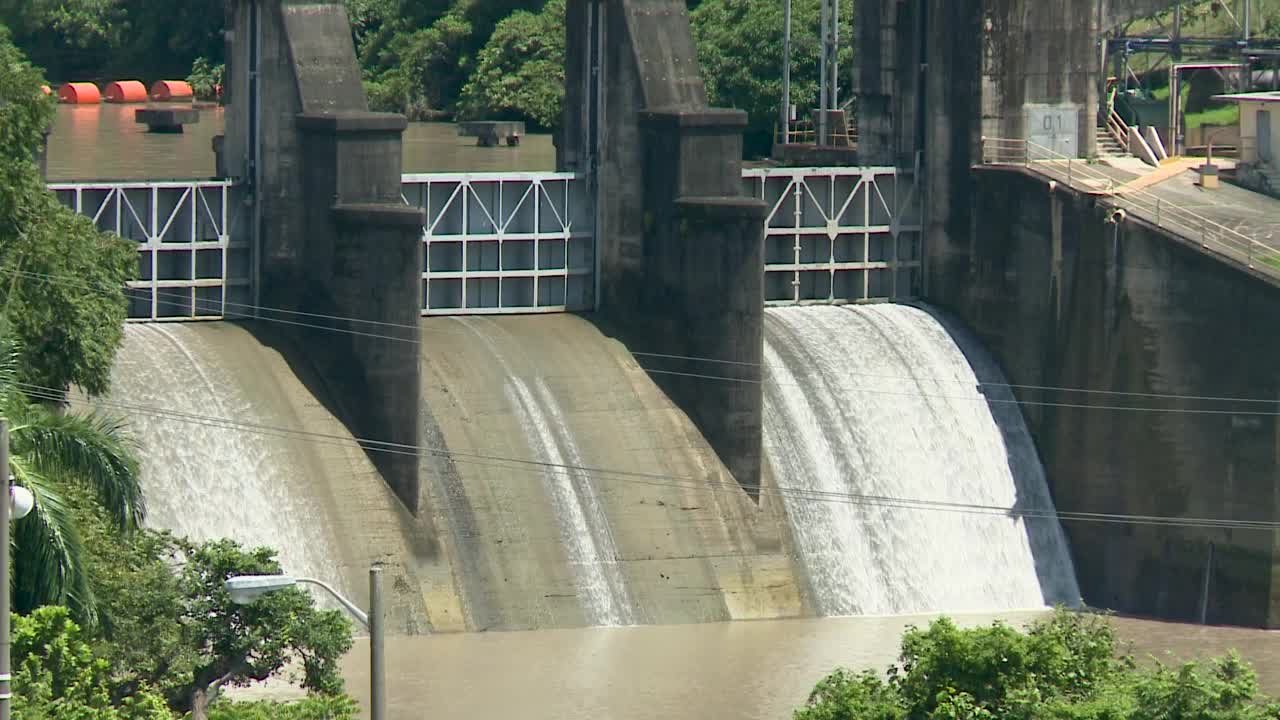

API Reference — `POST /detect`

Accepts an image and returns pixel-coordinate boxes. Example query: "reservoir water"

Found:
[46,104,556,181]
[318,612,1280,720]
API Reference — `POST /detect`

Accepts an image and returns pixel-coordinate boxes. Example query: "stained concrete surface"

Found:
[944,169,1280,626]
[417,314,804,631]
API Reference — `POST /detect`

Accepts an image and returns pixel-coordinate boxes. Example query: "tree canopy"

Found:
[0,28,136,396]
[794,610,1280,720]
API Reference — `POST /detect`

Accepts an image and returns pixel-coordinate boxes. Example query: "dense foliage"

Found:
[795,610,1280,720]
[692,0,853,155]
[12,531,355,720]
[457,0,565,128]
[0,28,136,396]
[0,0,223,82]
[2,0,854,155]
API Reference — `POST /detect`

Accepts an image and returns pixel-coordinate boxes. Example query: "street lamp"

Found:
[224,567,385,720]
[1,420,35,720]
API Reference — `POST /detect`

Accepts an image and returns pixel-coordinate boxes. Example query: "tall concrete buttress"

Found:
[856,0,1179,298]
[219,0,424,511]
[561,0,769,497]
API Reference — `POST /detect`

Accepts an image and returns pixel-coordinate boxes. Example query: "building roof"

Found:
[1212,91,1280,104]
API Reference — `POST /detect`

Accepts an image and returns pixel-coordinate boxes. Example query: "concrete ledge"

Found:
[639,108,749,130]
[458,120,525,147]
[674,196,768,220]
[770,144,860,166]
[135,107,199,133]
[297,111,409,134]
[332,203,426,228]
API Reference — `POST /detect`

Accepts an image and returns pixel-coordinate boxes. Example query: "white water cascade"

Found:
[763,305,1080,616]
[104,324,346,592]
[456,319,635,626]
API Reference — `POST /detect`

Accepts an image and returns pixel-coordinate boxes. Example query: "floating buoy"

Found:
[105,80,148,103]
[58,82,101,104]
[149,80,194,102]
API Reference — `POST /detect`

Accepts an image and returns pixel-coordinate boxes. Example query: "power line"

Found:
[7,266,1280,411]
[17,379,1280,533]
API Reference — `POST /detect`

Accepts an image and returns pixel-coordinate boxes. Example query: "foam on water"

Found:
[762,305,1079,615]
[106,324,345,591]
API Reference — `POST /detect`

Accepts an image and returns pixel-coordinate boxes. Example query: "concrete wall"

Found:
[562,0,768,496]
[857,0,1181,300]
[221,1,423,511]
[950,168,1280,627]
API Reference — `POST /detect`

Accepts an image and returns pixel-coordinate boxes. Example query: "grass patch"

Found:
[1186,104,1239,129]
[1260,254,1280,271]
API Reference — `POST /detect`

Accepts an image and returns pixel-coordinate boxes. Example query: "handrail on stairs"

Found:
[978,136,1276,277]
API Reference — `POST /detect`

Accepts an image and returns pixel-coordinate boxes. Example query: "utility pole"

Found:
[369,567,386,720]
[830,0,840,117]
[781,0,793,145]
[1,420,10,720]
[819,0,830,146]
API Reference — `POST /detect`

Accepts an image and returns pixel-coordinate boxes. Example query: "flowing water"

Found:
[103,324,347,592]
[454,319,635,627]
[762,305,1080,615]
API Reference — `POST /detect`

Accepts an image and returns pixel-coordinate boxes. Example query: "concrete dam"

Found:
[105,307,1077,631]
[70,0,1280,634]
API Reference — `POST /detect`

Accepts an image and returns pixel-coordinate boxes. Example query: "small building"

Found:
[1212,91,1280,194]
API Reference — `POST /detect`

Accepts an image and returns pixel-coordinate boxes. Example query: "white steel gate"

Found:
[48,180,250,320]
[743,167,923,304]
[402,172,595,315]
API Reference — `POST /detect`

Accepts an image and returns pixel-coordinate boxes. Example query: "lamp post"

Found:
[1,420,36,720]
[225,567,384,720]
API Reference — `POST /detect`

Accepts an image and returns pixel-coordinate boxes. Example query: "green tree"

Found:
[691,0,854,156]
[187,57,226,102]
[206,696,359,720]
[0,0,124,81]
[80,534,353,720]
[0,337,144,627]
[12,606,173,720]
[794,610,1280,720]
[0,29,137,397]
[457,0,565,128]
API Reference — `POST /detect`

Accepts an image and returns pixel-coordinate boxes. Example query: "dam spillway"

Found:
[104,309,1079,631]
[101,323,426,618]
[762,305,1080,615]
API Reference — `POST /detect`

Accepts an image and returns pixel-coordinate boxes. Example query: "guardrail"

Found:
[980,137,1278,278]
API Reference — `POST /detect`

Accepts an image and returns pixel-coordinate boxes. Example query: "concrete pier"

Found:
[135,107,200,133]
[457,120,524,146]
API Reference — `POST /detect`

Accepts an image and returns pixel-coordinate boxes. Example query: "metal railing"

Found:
[1105,109,1130,151]
[48,180,250,320]
[980,137,1279,278]
[402,172,594,315]
[777,120,858,147]
[743,166,923,304]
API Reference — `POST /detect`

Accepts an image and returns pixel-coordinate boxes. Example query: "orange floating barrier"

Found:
[58,82,101,104]
[104,80,148,103]
[149,80,194,101]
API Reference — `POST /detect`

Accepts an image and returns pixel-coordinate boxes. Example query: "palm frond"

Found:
[9,455,97,627]
[10,409,144,531]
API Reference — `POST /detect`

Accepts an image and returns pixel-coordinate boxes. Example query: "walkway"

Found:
[981,138,1280,282]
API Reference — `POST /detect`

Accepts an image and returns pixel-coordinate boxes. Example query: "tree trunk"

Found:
[191,684,212,720]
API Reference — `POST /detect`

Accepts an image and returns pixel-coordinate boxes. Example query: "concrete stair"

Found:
[1096,126,1127,158]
